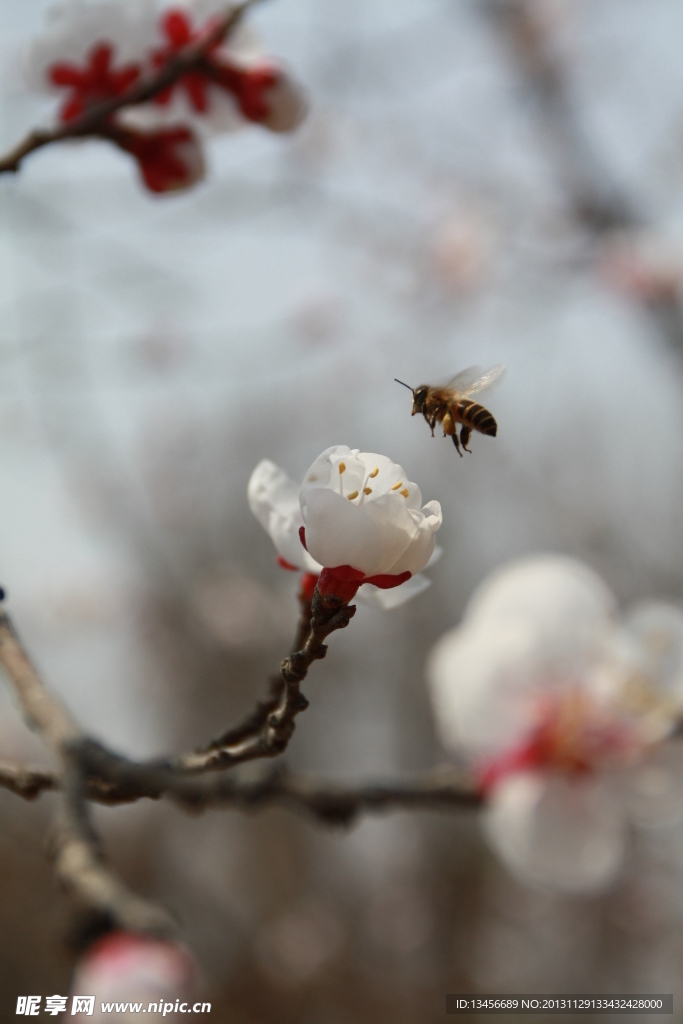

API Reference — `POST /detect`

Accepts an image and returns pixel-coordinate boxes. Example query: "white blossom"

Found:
[300,445,441,578]
[248,458,321,575]
[427,555,683,892]
[71,931,199,1020]
[248,452,441,608]
[24,0,157,92]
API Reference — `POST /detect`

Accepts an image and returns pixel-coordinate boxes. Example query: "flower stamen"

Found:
[363,487,372,495]
[391,481,403,490]
[400,488,409,498]
[369,467,379,478]
[347,490,359,501]
[338,461,346,496]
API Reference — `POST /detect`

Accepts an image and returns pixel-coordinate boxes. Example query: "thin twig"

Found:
[0,0,258,176]
[482,0,683,352]
[482,0,637,231]
[172,587,356,772]
[0,613,175,936]
[290,590,314,656]
[0,758,56,799]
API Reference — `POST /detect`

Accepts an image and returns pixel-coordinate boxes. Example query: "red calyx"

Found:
[299,529,411,603]
[151,7,278,123]
[152,8,219,112]
[299,572,319,602]
[49,43,140,123]
[316,565,365,605]
[114,126,204,194]
[213,63,279,122]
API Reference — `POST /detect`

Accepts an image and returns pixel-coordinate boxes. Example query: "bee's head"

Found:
[394,378,427,415]
[412,386,429,415]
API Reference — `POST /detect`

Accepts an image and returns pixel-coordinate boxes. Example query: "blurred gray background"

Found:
[2,0,683,1020]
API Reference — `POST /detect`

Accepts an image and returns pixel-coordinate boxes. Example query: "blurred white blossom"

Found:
[23,0,306,191]
[428,555,683,892]
[71,931,199,1021]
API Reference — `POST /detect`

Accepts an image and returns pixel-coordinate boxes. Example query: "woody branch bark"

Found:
[0,750,481,820]
[0,0,258,176]
[171,586,356,772]
[0,612,175,937]
[0,594,480,819]
[483,0,683,352]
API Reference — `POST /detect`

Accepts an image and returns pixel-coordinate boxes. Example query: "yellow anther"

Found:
[369,467,379,478]
[391,481,403,490]
[363,487,372,495]
[347,490,359,501]
[338,462,346,474]
[400,488,409,498]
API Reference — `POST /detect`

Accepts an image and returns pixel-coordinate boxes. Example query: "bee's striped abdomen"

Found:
[454,400,497,437]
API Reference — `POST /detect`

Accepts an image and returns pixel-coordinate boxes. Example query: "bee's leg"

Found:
[451,430,463,457]
[423,411,436,437]
[460,425,472,453]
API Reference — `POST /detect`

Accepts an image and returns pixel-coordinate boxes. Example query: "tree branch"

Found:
[0,592,480,938]
[0,758,56,799]
[0,613,175,936]
[482,0,683,352]
[172,588,355,773]
[0,746,482,823]
[0,0,258,176]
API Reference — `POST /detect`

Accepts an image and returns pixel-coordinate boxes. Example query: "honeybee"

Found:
[395,364,506,456]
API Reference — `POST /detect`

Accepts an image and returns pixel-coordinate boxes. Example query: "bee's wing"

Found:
[446,363,506,398]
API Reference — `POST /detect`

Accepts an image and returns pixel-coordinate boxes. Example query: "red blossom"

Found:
[151,7,281,124]
[49,43,140,122]
[152,8,219,112]
[211,62,280,123]
[115,125,205,194]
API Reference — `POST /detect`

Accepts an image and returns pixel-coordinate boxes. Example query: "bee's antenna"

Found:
[394,379,414,393]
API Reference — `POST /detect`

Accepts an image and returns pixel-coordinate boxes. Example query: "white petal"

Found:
[300,446,440,576]
[384,501,442,576]
[484,772,626,892]
[24,0,157,91]
[301,486,382,574]
[302,445,363,491]
[624,601,683,701]
[260,70,307,133]
[248,459,320,573]
[269,514,321,574]
[466,555,616,664]
[356,451,423,509]
[359,494,422,575]
[425,545,443,569]
[247,459,298,531]
[427,620,547,758]
[356,573,431,610]
[71,932,197,1008]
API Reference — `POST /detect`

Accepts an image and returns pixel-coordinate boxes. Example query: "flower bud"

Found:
[71,931,199,1020]
[116,126,206,194]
